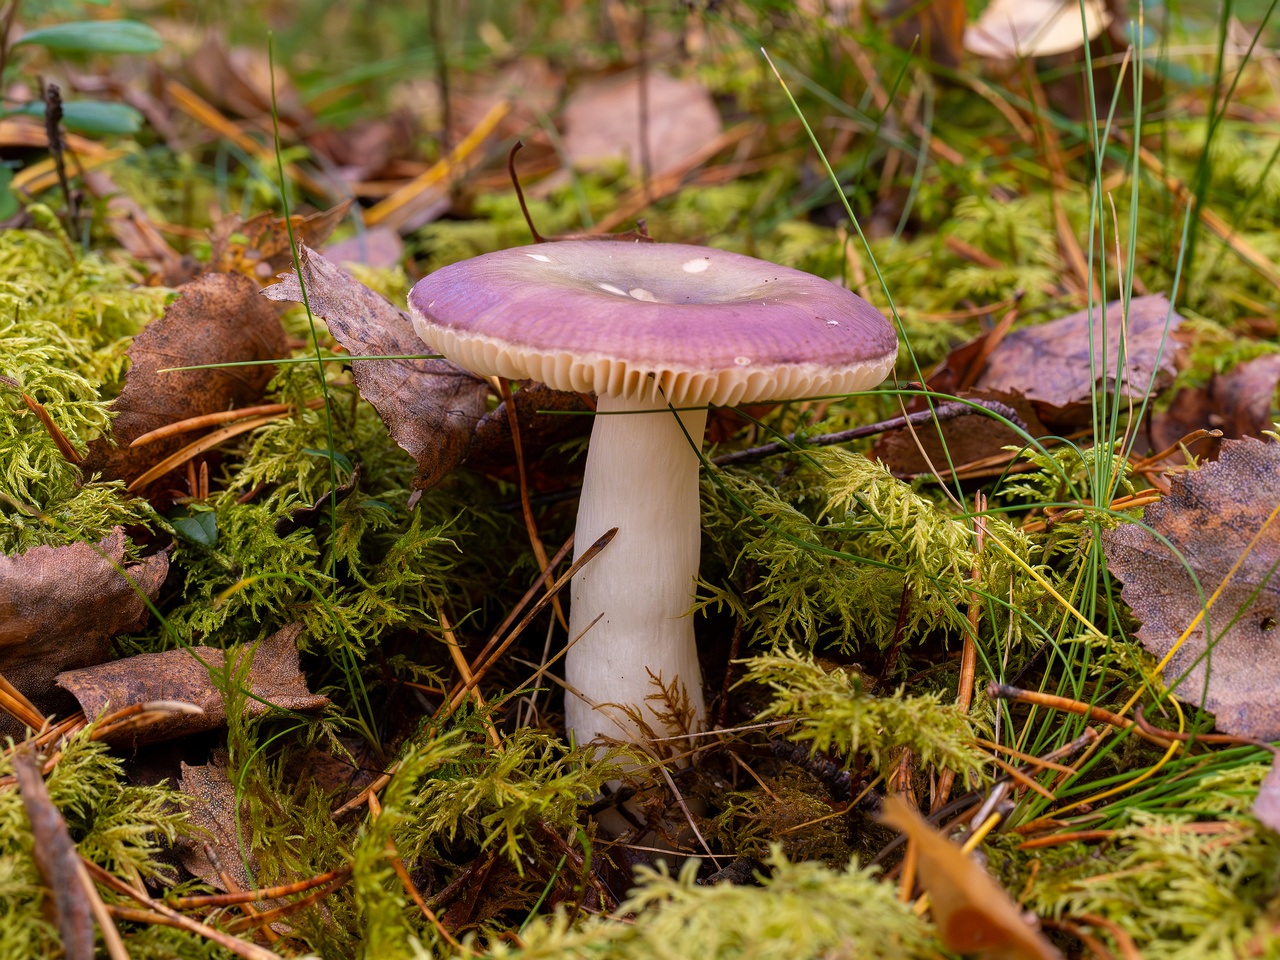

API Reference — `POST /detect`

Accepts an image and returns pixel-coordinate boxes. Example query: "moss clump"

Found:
[0,218,167,553]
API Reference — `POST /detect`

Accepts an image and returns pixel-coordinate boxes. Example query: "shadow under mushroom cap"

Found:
[408,241,899,406]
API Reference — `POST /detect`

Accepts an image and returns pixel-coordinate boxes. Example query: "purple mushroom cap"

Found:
[408,241,898,406]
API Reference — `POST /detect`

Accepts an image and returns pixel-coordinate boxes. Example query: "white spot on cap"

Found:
[734,356,751,366]
[682,258,711,273]
[597,282,628,297]
[629,288,658,302]
[826,320,839,326]
[526,253,551,262]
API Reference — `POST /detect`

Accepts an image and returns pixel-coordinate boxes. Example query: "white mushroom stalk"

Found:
[565,389,709,745]
[407,240,898,752]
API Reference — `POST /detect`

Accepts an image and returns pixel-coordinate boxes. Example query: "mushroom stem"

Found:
[565,389,709,749]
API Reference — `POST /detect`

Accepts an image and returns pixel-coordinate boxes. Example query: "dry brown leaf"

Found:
[879,795,1061,959]
[13,749,95,960]
[1102,439,1280,738]
[0,529,168,737]
[1150,352,1280,461]
[465,382,594,484]
[80,272,289,488]
[933,295,1183,427]
[261,246,488,490]
[964,0,1112,59]
[870,390,1046,477]
[884,0,967,69]
[563,69,723,178]
[56,622,327,747]
[209,201,352,283]
[177,750,286,911]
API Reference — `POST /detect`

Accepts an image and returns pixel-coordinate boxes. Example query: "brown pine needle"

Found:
[82,858,284,960]
[127,415,281,492]
[129,399,325,448]
[173,866,353,908]
[499,377,567,631]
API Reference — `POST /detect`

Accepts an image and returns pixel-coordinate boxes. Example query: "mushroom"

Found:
[407,241,897,750]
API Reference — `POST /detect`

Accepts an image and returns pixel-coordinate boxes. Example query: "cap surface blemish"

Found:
[682,258,711,274]
[734,356,752,366]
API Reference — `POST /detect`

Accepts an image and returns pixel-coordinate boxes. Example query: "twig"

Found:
[500,378,566,630]
[171,866,353,908]
[386,841,462,949]
[508,142,546,242]
[709,400,1025,468]
[437,607,503,749]
[440,528,617,716]
[43,82,77,225]
[987,684,1173,748]
[81,858,285,960]
[0,374,83,463]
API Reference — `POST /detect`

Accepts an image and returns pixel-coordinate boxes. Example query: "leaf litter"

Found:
[6,3,1280,959]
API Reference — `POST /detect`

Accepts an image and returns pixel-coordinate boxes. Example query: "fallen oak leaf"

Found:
[56,623,328,748]
[177,750,282,908]
[1101,438,1280,738]
[80,272,289,489]
[879,795,1061,959]
[0,528,168,738]
[261,246,488,490]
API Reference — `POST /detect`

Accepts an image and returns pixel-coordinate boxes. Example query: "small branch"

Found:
[709,400,1026,468]
[42,82,77,225]
[508,141,545,243]
[987,683,1173,748]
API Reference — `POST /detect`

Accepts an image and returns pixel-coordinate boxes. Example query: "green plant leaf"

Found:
[10,100,143,135]
[172,511,218,548]
[14,20,163,54]
[0,168,16,222]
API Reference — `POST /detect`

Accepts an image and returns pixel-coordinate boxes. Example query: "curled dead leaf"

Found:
[883,0,966,69]
[1102,439,1280,738]
[56,622,327,747]
[80,272,289,489]
[879,795,1061,959]
[261,246,488,490]
[0,529,168,737]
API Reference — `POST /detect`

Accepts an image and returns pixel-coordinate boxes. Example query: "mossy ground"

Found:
[3,2,1280,958]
